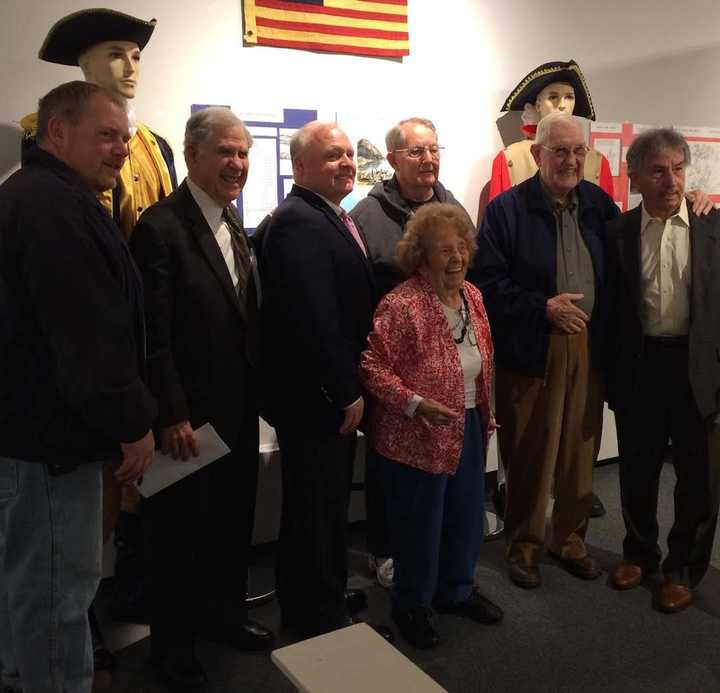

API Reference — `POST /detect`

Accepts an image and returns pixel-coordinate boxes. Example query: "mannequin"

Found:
[486,60,613,207]
[21,8,177,239]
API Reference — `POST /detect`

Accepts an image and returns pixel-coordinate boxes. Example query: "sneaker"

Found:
[368,555,394,589]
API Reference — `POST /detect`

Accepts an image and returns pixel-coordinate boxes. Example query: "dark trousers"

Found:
[615,339,720,586]
[275,428,356,633]
[364,449,391,558]
[378,409,486,610]
[144,429,259,658]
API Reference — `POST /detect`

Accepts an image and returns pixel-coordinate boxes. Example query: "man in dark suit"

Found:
[130,107,272,690]
[606,128,720,613]
[260,121,381,639]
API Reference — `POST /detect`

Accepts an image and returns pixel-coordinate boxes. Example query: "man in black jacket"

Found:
[606,128,720,613]
[0,81,156,693]
[261,121,379,639]
[131,106,272,690]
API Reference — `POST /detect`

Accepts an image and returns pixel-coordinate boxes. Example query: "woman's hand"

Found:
[416,398,460,426]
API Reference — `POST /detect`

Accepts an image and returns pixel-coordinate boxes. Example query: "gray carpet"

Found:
[104,462,720,692]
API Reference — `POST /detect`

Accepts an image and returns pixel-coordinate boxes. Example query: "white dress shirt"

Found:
[186,178,239,290]
[640,198,691,336]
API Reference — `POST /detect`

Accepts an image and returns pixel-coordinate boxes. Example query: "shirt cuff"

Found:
[405,394,423,418]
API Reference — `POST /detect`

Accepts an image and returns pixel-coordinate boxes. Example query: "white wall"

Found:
[3,0,720,215]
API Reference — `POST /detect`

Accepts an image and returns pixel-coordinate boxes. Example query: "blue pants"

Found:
[376,409,486,610]
[0,458,102,693]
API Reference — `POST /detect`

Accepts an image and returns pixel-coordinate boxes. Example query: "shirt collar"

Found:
[641,197,689,232]
[186,177,225,231]
[295,184,344,217]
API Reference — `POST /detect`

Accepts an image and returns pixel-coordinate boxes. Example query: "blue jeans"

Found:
[377,409,486,610]
[0,458,102,693]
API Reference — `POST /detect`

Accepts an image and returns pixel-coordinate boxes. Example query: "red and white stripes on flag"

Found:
[242,0,409,58]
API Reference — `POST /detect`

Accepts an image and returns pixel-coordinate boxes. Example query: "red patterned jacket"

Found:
[359,276,494,475]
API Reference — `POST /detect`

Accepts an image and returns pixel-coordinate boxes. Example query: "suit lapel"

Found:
[179,182,247,323]
[689,210,717,325]
[289,185,375,288]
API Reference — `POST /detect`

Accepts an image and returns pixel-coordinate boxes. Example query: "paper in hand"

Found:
[136,423,230,497]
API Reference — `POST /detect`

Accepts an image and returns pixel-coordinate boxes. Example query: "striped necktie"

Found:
[340,212,368,257]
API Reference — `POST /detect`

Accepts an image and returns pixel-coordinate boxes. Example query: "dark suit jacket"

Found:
[260,185,376,434]
[605,204,720,420]
[130,180,259,448]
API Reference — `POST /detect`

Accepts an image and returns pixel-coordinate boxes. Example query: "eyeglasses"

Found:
[541,145,590,160]
[393,145,444,159]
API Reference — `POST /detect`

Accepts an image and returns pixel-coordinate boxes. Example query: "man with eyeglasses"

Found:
[350,117,473,589]
[472,113,618,589]
[605,129,720,613]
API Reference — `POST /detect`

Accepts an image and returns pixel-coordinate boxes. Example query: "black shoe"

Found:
[345,588,368,614]
[392,607,440,649]
[435,589,504,624]
[590,492,606,518]
[155,650,207,692]
[509,563,541,589]
[203,618,275,651]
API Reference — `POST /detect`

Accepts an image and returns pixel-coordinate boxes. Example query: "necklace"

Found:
[452,291,476,346]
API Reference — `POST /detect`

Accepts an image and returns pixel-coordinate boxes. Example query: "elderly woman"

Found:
[359,203,502,649]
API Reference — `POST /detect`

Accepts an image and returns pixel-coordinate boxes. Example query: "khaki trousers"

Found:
[496,330,604,568]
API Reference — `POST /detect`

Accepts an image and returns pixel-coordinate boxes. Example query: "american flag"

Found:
[242,0,409,58]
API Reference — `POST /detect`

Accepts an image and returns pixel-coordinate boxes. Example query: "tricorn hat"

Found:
[39,8,157,66]
[501,59,595,121]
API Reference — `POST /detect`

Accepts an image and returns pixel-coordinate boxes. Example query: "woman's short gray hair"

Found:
[184,107,252,155]
[397,203,476,276]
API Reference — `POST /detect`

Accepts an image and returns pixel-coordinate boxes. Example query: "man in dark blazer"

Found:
[260,121,381,639]
[130,107,272,690]
[606,128,720,613]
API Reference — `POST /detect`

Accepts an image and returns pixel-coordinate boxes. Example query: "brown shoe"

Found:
[549,552,602,580]
[509,563,541,589]
[658,583,692,613]
[612,563,643,590]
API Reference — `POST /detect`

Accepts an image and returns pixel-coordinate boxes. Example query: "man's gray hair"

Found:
[184,107,253,155]
[535,113,585,146]
[385,117,437,152]
[36,80,124,143]
[626,128,691,175]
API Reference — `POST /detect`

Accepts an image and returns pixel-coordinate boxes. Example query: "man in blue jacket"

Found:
[472,113,617,589]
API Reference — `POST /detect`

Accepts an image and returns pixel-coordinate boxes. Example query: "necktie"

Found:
[341,212,368,257]
[222,207,251,296]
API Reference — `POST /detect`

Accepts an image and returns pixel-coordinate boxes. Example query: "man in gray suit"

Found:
[606,128,720,613]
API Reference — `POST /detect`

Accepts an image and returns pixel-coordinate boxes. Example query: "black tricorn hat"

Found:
[39,8,157,66]
[501,59,596,121]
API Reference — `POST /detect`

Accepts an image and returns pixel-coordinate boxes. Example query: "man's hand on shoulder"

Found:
[116,430,155,484]
[686,189,716,216]
[546,293,589,334]
[339,397,364,435]
[160,420,200,461]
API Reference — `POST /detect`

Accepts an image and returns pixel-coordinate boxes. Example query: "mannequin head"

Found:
[39,10,156,101]
[534,82,575,119]
[79,41,140,99]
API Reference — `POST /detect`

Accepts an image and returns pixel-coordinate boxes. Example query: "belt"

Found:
[644,334,688,348]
